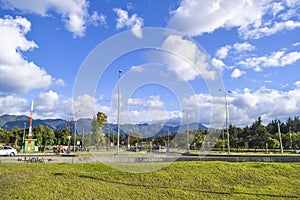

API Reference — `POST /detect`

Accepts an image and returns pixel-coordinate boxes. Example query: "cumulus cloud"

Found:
[215,42,255,59]
[168,0,300,39]
[127,95,182,124]
[292,42,300,47]
[295,81,300,87]
[89,11,106,27]
[32,90,71,118]
[0,16,58,93]
[154,34,216,81]
[215,45,231,59]
[1,0,105,37]
[168,0,266,36]
[183,87,300,127]
[240,20,300,39]
[0,91,70,119]
[233,42,256,52]
[238,50,300,70]
[231,68,246,78]
[128,95,164,109]
[211,58,226,71]
[0,94,27,115]
[130,65,144,73]
[113,8,144,38]
[230,87,300,125]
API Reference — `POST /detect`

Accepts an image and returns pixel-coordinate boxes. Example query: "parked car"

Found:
[158,147,167,153]
[296,150,300,154]
[0,146,17,156]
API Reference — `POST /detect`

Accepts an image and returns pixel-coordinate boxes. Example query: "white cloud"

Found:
[0,16,57,93]
[231,68,245,78]
[73,94,101,118]
[215,45,231,59]
[0,91,70,119]
[215,42,255,59]
[168,0,266,36]
[0,95,27,115]
[240,20,300,39]
[158,34,216,81]
[35,90,59,111]
[295,81,300,87]
[233,42,256,52]
[168,0,300,39]
[126,96,183,124]
[89,11,106,27]
[130,65,144,73]
[128,95,164,109]
[32,90,71,119]
[113,8,144,38]
[1,0,105,37]
[183,86,300,127]
[292,42,300,47]
[230,87,300,125]
[238,50,300,70]
[264,80,273,83]
[211,58,226,71]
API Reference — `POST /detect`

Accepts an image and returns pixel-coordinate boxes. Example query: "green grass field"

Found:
[1,161,299,200]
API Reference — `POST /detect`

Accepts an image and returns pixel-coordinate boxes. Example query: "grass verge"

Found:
[0,161,299,199]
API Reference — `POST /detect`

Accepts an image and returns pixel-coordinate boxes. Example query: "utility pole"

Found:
[22,122,26,153]
[277,121,283,154]
[117,70,122,155]
[289,126,293,150]
[219,89,232,154]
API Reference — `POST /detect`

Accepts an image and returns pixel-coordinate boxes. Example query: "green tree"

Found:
[34,125,55,151]
[54,129,72,146]
[91,112,107,149]
[266,137,280,150]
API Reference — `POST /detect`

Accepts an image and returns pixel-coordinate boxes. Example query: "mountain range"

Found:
[0,115,208,138]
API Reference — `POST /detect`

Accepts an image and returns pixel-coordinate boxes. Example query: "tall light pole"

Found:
[73,111,81,152]
[182,111,189,152]
[219,89,232,154]
[289,126,293,150]
[117,70,122,155]
[167,129,170,152]
[277,121,283,154]
[22,122,26,153]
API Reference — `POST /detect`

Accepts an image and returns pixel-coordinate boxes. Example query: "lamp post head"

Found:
[119,70,122,74]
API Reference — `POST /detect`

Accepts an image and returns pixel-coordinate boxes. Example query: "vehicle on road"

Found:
[0,146,17,156]
[296,150,300,154]
[158,147,167,153]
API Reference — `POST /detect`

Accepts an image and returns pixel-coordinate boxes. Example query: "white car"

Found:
[296,150,300,154]
[158,147,167,153]
[0,146,17,156]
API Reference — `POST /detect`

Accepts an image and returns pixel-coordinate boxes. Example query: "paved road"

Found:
[1,153,300,163]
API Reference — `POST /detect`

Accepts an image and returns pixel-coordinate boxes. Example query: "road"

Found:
[1,153,300,163]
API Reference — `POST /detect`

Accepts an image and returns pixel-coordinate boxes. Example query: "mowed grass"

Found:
[0,162,299,200]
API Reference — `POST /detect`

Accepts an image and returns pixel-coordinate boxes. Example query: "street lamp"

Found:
[67,135,71,150]
[117,69,122,155]
[277,121,284,154]
[289,126,293,150]
[22,122,26,153]
[182,111,189,152]
[73,111,81,153]
[219,89,232,154]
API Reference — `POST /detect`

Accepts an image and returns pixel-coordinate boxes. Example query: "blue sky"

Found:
[0,0,299,127]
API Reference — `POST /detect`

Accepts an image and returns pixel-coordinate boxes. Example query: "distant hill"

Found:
[0,115,208,138]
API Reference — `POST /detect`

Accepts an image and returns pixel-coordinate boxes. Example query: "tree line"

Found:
[1,114,300,152]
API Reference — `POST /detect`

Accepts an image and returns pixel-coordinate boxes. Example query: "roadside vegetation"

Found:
[1,115,300,154]
[0,161,299,199]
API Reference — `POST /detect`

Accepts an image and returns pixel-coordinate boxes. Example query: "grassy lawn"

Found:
[0,162,299,200]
